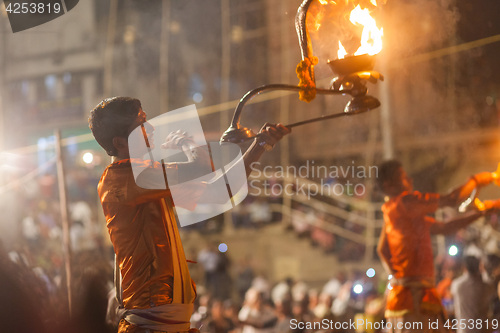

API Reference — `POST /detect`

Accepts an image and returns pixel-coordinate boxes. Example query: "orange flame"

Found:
[349,5,383,57]
[338,41,347,58]
[310,0,384,59]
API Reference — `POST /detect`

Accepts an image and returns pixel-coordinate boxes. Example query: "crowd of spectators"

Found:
[189,267,387,333]
[4,233,500,333]
[3,158,500,332]
[287,202,368,262]
[187,251,500,333]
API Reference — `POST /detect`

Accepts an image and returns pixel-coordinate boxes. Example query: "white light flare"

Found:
[353,283,363,294]
[366,268,376,278]
[82,152,94,164]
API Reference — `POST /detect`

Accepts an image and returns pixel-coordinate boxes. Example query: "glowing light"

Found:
[315,0,383,59]
[366,268,376,278]
[193,93,203,103]
[82,152,94,164]
[318,0,337,5]
[448,245,459,256]
[353,283,363,294]
[350,5,383,57]
[218,243,228,253]
[338,41,348,59]
[387,274,393,290]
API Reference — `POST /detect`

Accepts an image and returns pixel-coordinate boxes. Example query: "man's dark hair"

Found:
[88,97,142,156]
[464,256,481,275]
[377,160,403,191]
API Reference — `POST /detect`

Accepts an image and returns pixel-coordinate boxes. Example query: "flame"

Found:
[311,0,384,59]
[349,5,383,57]
[314,20,322,31]
[308,2,325,32]
[338,41,348,59]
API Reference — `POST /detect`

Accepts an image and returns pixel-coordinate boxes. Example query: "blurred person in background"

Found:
[236,256,255,303]
[239,288,277,333]
[274,299,293,333]
[484,254,500,321]
[205,299,236,333]
[198,243,220,296]
[377,160,496,332]
[451,256,494,333]
[435,267,457,317]
[223,300,241,332]
[248,197,272,228]
[0,249,44,333]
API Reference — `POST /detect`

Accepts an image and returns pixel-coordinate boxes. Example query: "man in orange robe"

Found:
[376,160,494,333]
[89,97,289,332]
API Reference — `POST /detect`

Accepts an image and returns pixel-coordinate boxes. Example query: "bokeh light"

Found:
[82,152,94,164]
[218,243,228,253]
[448,245,459,256]
[353,283,363,294]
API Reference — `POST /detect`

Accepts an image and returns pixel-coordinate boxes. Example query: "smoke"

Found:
[384,0,459,57]
[383,0,463,144]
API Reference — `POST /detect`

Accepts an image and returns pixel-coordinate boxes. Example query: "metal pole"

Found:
[220,0,234,233]
[0,18,7,151]
[104,0,118,96]
[363,111,380,199]
[379,8,394,159]
[364,206,376,264]
[160,0,171,113]
[379,58,394,159]
[55,130,73,315]
[280,0,292,227]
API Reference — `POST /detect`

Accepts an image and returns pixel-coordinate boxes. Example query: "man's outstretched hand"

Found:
[256,123,291,151]
[161,130,195,150]
[444,170,498,208]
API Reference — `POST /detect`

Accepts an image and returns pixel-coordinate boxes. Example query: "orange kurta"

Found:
[382,191,443,315]
[98,159,196,310]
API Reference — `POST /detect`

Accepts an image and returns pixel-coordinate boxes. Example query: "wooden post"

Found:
[55,130,73,316]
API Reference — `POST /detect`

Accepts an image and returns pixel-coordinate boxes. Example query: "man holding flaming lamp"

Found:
[89,97,289,333]
[377,160,498,333]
